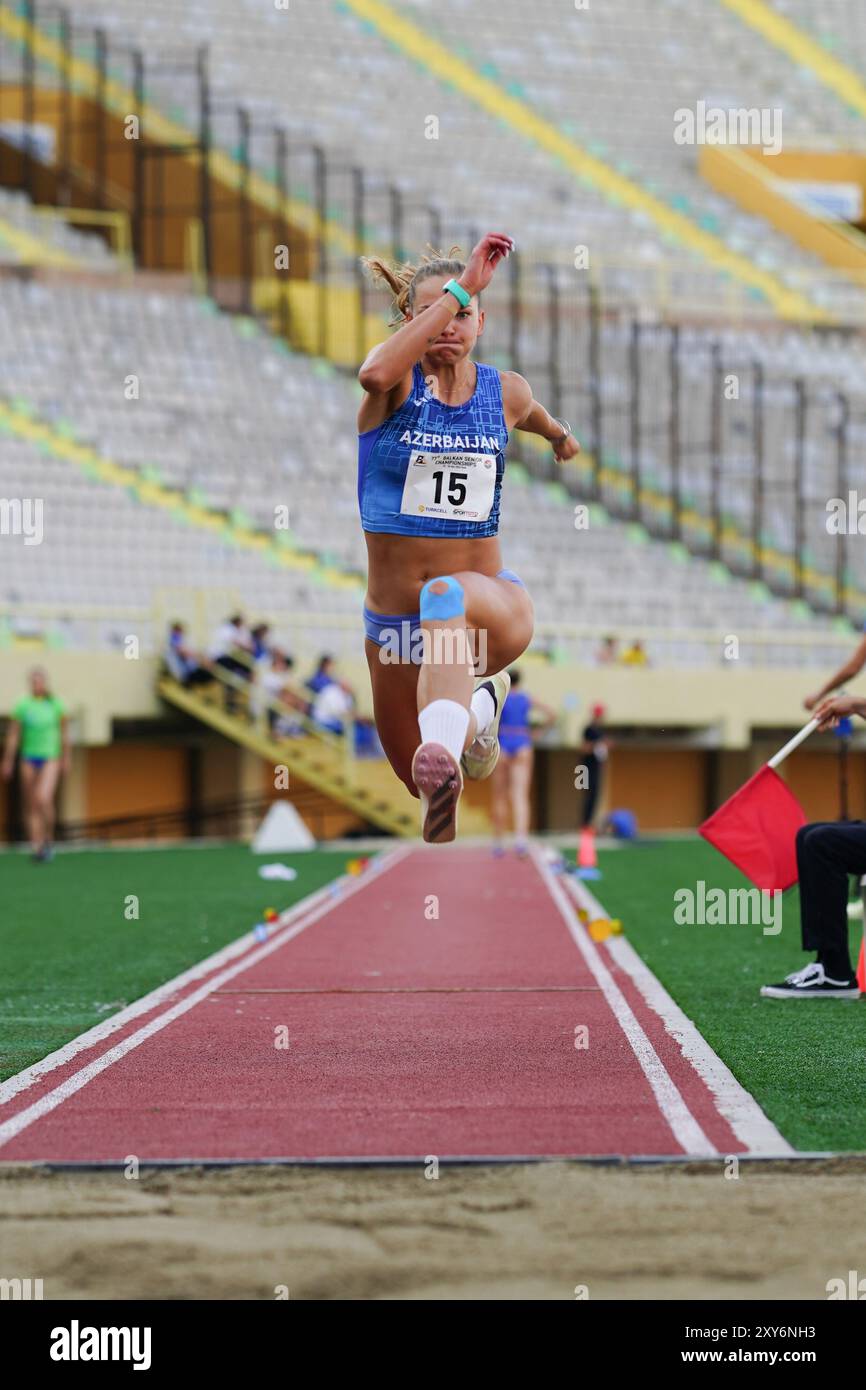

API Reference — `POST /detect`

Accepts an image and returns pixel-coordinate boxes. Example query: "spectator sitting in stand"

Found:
[312,678,354,736]
[208,613,252,676]
[250,622,272,665]
[620,639,649,667]
[208,613,254,711]
[306,653,336,697]
[260,651,309,737]
[307,654,356,704]
[165,622,213,687]
[596,634,619,665]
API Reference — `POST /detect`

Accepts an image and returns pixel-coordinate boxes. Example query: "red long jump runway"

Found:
[0,846,787,1164]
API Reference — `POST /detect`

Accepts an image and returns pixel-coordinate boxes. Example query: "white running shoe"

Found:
[461,671,511,781]
[412,742,463,843]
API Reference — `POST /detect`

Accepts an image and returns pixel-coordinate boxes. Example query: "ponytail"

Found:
[362,246,466,322]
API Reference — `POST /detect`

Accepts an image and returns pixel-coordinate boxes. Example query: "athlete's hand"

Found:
[553,431,580,463]
[459,233,515,297]
[814,694,863,729]
[803,691,820,711]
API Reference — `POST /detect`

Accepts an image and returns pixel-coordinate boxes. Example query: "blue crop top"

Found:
[358,361,509,538]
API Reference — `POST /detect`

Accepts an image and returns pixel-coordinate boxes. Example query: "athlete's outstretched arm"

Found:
[503,372,581,462]
[358,232,514,395]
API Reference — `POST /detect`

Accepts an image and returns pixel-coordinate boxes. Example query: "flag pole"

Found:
[767,718,820,769]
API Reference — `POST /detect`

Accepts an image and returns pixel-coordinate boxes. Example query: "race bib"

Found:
[400,451,497,523]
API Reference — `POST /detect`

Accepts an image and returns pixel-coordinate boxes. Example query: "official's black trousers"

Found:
[581,753,603,829]
[795,821,865,979]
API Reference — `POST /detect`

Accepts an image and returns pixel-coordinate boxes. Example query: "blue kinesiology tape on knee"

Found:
[419,575,465,622]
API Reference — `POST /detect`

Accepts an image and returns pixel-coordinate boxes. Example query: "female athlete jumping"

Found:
[358,233,579,842]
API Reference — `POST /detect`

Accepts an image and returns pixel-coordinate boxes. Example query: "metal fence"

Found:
[38,792,339,844]
[1,2,865,622]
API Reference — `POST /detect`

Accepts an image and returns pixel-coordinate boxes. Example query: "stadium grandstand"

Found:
[2,0,866,840]
[3,0,866,1314]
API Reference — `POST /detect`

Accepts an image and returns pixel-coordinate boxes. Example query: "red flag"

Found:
[699,765,807,892]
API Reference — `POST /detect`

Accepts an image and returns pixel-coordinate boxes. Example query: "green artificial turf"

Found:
[571,837,866,1153]
[0,844,353,1082]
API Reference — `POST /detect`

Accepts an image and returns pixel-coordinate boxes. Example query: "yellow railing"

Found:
[33,204,133,263]
[184,217,207,292]
[157,670,471,837]
[192,646,357,760]
[700,146,866,278]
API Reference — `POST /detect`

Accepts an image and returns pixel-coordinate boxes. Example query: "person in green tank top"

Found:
[2,667,70,862]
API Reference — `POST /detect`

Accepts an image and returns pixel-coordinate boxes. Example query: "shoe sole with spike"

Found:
[412,742,463,843]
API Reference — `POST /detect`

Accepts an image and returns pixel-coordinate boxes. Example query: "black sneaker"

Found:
[761,962,860,999]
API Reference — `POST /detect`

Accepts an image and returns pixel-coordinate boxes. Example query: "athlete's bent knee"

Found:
[419,575,465,621]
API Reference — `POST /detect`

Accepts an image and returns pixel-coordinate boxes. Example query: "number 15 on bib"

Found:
[400,450,497,522]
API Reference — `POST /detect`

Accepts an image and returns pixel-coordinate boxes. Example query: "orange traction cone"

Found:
[575,827,601,880]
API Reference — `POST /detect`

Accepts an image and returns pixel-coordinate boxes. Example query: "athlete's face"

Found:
[409,276,485,365]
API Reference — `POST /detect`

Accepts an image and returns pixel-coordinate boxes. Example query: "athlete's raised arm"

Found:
[358,232,514,402]
[502,371,581,462]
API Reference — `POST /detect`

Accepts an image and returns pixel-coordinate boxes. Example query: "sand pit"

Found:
[1,1158,864,1301]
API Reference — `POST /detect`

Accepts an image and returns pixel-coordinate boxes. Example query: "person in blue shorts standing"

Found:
[489,669,556,857]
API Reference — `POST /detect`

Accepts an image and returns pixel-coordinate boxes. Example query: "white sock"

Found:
[470,684,496,739]
[418,699,471,764]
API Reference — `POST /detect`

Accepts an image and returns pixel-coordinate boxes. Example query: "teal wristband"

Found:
[442,278,471,310]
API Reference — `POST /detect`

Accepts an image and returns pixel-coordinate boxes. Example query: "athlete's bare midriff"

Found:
[364,531,504,614]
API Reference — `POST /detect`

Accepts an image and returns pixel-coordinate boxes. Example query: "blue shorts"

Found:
[23,756,48,769]
[499,731,533,756]
[364,568,526,663]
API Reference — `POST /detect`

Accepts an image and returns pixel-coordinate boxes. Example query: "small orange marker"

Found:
[587,918,623,942]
